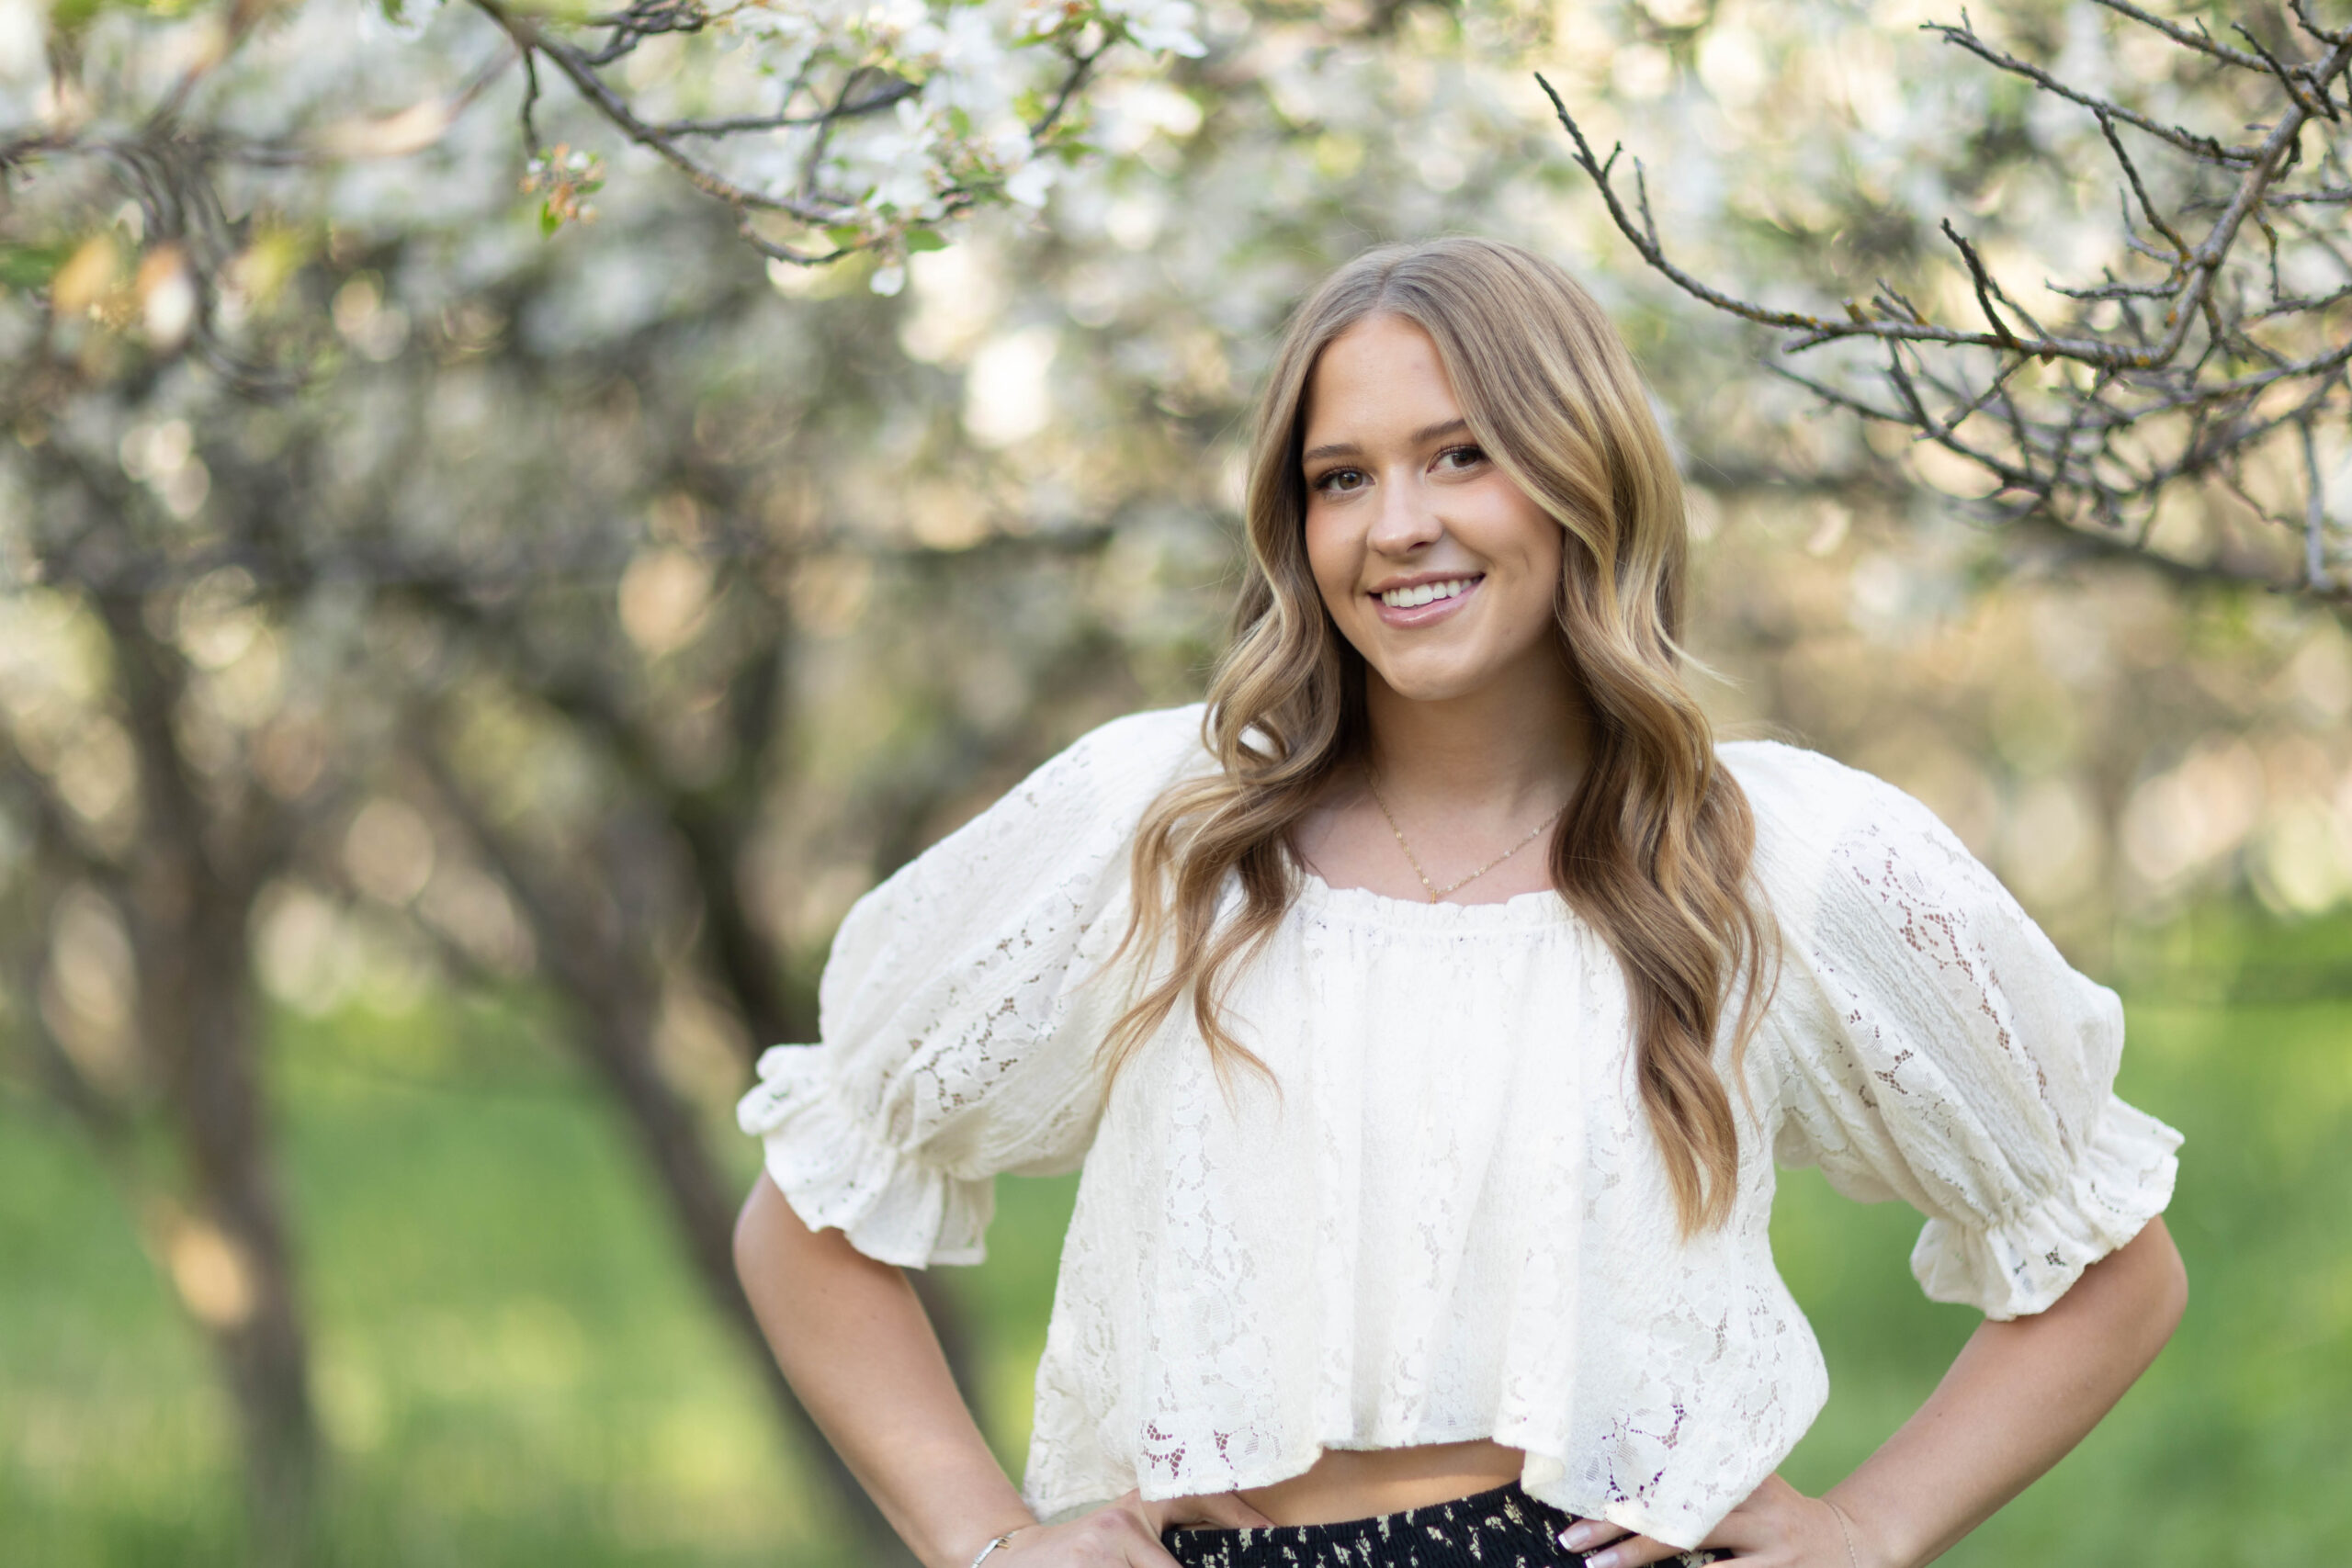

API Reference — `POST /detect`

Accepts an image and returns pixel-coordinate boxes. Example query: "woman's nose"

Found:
[1365,472,1442,555]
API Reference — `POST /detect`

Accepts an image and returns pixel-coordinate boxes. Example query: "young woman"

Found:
[731,238,2187,1568]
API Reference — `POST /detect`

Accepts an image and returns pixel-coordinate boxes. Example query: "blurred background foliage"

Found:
[2,0,2347,1562]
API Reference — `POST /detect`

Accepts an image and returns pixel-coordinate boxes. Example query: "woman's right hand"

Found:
[1001,1488,1276,1566]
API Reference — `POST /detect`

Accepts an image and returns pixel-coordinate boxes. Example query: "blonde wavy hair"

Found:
[1106,236,1777,1235]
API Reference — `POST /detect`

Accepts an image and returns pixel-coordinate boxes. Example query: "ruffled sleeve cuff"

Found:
[736,1045,996,1269]
[1910,1094,2183,1321]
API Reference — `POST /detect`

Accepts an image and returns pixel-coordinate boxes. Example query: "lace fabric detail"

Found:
[736,706,1215,1263]
[738,1043,995,1266]
[1761,756,2183,1320]
[736,711,2182,1551]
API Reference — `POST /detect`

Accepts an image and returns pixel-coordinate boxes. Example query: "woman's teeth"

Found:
[1378,577,1477,609]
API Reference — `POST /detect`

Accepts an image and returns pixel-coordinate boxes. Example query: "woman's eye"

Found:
[1435,445,1486,472]
[1314,467,1368,494]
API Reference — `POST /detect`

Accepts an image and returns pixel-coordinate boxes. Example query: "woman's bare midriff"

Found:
[1230,1439,1527,1526]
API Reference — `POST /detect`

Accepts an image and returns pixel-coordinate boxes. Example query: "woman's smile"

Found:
[1370,570,1485,626]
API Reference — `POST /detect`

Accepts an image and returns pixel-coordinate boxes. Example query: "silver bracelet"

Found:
[968,1526,1029,1568]
[1826,1500,1862,1568]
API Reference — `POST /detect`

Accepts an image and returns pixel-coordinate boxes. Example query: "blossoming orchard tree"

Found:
[478,0,1208,285]
[8,0,1204,360]
[13,0,2344,594]
[0,2,1210,1562]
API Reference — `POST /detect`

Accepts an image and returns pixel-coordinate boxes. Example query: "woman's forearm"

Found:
[1827,1216,2188,1568]
[732,1173,1035,1568]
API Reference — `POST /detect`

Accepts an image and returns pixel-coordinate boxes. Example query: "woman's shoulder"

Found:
[1042,701,1216,810]
[1715,735,1894,847]
[893,702,1213,880]
[1063,701,1214,768]
[823,701,1216,1045]
[1713,736,1967,925]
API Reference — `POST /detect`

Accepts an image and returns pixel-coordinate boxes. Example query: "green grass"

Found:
[2,908,2346,1562]
[1775,993,2352,1560]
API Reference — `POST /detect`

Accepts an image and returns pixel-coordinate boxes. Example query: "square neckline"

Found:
[1293,866,1577,929]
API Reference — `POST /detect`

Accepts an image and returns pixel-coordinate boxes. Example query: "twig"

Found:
[2094,0,2268,71]
[2302,417,2335,589]
[1929,16,2245,165]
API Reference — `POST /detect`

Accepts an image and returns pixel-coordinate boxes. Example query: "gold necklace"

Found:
[1361,763,1568,904]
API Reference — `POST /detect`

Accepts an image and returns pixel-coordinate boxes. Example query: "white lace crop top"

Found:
[736,704,2181,1550]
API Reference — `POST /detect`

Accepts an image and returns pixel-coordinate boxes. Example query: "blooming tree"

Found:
[1547,0,2352,601]
[2,0,1206,368]
[481,0,1205,290]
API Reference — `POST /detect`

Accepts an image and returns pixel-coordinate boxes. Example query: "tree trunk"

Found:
[155,911,320,1568]
[565,982,921,1567]
[106,600,321,1567]
[429,674,990,1565]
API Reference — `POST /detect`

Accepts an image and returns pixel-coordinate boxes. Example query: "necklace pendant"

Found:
[1362,761,1565,906]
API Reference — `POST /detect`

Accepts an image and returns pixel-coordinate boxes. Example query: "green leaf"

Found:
[0,243,75,292]
[540,203,561,238]
[825,224,867,250]
[902,228,948,254]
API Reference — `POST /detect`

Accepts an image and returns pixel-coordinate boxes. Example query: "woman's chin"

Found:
[1363,660,1504,705]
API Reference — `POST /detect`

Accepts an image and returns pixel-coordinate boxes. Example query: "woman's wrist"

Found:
[1819,1498,1862,1568]
[1820,1493,1903,1568]
[952,1516,1039,1568]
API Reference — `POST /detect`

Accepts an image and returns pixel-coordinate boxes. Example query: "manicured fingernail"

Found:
[1585,1551,1619,1568]
[1560,1524,1600,1550]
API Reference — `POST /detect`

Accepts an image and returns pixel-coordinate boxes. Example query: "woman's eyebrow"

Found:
[1301,419,1468,465]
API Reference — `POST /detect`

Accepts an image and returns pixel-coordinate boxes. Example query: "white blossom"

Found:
[1004,158,1056,209]
[1102,0,1204,58]
[585,0,1211,254]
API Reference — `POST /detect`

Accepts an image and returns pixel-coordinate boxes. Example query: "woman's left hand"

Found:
[1556,1473,1873,1568]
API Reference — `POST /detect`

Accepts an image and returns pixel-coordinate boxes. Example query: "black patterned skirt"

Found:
[1161,1482,1731,1568]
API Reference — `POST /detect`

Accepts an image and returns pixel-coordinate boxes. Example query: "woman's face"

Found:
[1299,313,1566,705]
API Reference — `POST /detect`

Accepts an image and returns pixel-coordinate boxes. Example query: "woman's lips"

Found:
[1370,574,1483,628]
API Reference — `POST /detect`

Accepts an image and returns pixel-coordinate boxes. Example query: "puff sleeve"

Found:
[735,705,1211,1268]
[1748,748,2182,1320]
